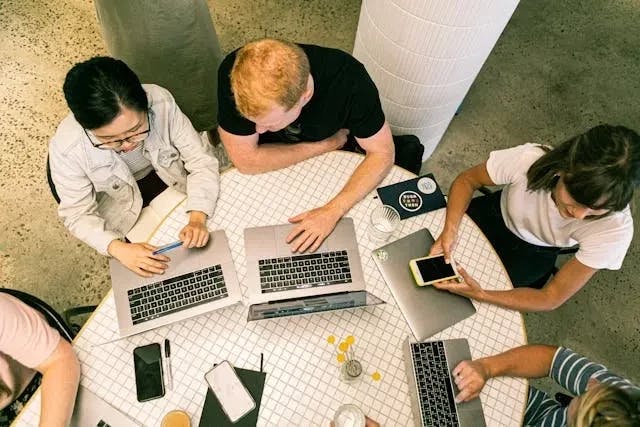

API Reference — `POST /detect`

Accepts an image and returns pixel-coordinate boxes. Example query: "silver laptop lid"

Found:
[244,218,365,304]
[371,229,476,340]
[110,230,242,337]
[247,290,385,321]
[71,385,141,427]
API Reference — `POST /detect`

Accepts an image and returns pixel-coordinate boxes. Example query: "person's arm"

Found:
[429,162,496,261]
[162,88,219,247]
[453,344,557,402]
[36,338,81,427]
[218,126,348,174]
[286,122,395,252]
[434,258,598,312]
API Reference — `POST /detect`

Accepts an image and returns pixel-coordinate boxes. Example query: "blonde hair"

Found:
[230,39,310,119]
[571,383,639,427]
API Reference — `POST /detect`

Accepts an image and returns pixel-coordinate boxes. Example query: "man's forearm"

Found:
[235,141,333,174]
[326,150,394,215]
[479,345,557,380]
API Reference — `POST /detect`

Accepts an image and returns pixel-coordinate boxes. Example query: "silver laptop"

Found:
[404,338,486,427]
[371,228,476,340]
[110,230,242,337]
[247,290,384,321]
[244,217,384,317]
[71,385,141,427]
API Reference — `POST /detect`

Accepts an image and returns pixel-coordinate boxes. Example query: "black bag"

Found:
[342,134,424,175]
[392,134,424,175]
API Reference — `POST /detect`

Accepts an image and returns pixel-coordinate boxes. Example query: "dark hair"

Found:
[527,125,640,212]
[63,56,148,130]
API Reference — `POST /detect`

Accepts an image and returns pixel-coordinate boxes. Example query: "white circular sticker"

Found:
[399,191,423,212]
[417,177,437,194]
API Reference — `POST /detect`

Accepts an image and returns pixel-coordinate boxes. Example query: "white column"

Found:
[353,0,520,159]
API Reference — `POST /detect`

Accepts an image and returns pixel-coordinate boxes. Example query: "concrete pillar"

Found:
[353,0,520,159]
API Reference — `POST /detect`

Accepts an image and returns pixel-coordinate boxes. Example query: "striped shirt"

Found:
[119,142,153,180]
[524,347,639,426]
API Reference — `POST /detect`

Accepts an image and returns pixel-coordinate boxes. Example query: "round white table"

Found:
[17,151,526,426]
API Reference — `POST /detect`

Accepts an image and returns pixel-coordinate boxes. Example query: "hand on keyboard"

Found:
[452,359,489,403]
[108,240,170,278]
[287,204,342,253]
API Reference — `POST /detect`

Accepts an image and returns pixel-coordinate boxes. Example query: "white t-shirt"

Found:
[486,143,633,270]
[0,294,60,409]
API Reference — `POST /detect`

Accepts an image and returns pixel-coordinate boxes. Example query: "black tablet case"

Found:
[199,367,266,427]
[376,173,446,220]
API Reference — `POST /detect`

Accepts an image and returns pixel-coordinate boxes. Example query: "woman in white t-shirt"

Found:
[430,125,639,312]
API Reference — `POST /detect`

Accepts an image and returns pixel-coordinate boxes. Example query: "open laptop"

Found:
[110,230,242,337]
[71,385,141,427]
[244,217,385,319]
[404,338,486,427]
[371,228,476,340]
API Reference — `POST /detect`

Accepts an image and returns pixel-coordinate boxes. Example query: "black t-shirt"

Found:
[217,44,386,144]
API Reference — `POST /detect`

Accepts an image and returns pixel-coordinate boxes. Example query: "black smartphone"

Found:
[133,343,165,402]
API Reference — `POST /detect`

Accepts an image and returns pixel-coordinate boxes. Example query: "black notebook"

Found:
[376,173,446,220]
[199,367,266,427]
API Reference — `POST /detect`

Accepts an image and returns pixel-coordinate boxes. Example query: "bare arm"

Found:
[434,258,598,312]
[37,338,81,427]
[429,162,496,261]
[454,345,557,402]
[287,122,395,252]
[218,126,347,174]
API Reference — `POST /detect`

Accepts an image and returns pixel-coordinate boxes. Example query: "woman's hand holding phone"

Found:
[432,266,486,301]
[429,226,458,263]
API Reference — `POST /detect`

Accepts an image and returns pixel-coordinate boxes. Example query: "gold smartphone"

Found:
[409,254,459,286]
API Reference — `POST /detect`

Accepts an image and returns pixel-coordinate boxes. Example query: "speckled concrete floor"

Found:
[0,0,637,392]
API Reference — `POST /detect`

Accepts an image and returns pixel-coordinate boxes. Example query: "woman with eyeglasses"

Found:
[49,56,220,277]
[428,125,639,312]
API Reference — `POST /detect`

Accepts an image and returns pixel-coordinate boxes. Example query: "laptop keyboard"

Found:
[258,250,352,293]
[411,341,459,427]
[127,265,228,325]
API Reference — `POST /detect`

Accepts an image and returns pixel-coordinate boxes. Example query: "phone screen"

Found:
[416,256,456,283]
[133,343,165,402]
[205,361,255,422]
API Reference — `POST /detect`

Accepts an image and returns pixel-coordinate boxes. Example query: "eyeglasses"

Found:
[85,112,150,150]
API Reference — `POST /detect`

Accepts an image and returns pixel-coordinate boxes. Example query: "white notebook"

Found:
[125,187,186,243]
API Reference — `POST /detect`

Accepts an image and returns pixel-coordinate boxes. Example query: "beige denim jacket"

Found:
[49,84,219,255]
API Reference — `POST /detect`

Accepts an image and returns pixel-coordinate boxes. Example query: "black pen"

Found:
[164,339,173,390]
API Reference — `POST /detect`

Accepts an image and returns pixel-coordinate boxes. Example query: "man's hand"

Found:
[322,128,349,151]
[432,266,485,300]
[429,226,458,262]
[108,240,170,277]
[287,204,343,253]
[452,359,490,403]
[180,211,209,248]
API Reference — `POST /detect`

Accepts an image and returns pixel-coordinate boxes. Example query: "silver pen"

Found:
[164,339,173,390]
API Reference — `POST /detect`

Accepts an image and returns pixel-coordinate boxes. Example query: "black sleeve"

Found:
[217,52,256,136]
[346,62,386,139]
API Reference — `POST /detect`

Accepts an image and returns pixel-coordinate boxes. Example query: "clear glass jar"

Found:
[340,359,363,383]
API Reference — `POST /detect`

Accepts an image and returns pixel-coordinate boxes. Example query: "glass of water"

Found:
[368,205,400,243]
